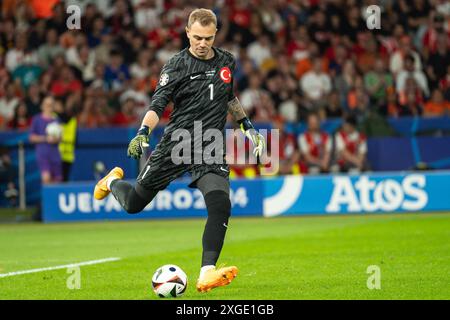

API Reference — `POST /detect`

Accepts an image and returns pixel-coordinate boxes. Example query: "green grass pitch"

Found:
[0,212,449,299]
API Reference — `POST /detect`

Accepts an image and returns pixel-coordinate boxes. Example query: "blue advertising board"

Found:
[263,171,450,216]
[42,171,450,222]
[42,178,263,222]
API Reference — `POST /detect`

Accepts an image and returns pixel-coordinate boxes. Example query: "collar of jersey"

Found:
[186,47,218,63]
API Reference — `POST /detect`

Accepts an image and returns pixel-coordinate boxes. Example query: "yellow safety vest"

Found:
[59,117,77,163]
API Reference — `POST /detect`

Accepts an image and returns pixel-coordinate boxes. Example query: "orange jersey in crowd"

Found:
[29,0,60,19]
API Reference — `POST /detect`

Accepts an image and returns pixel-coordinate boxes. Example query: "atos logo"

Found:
[326,175,428,213]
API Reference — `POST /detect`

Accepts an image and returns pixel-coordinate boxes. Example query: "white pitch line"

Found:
[0,257,121,278]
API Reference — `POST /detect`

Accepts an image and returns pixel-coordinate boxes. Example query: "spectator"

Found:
[389,35,422,76]
[422,14,447,57]
[37,28,65,68]
[240,72,267,115]
[300,57,332,109]
[348,77,371,122]
[327,42,348,77]
[324,91,343,119]
[87,15,108,48]
[25,82,43,117]
[130,49,152,80]
[298,113,332,174]
[54,96,78,182]
[334,60,357,110]
[398,87,424,117]
[247,34,273,69]
[272,118,301,175]
[424,89,450,117]
[46,2,68,35]
[29,96,63,184]
[11,61,43,91]
[381,87,401,117]
[67,44,96,83]
[77,96,111,128]
[333,115,369,173]
[107,0,135,35]
[426,32,450,90]
[5,32,39,73]
[288,25,310,62]
[104,50,130,91]
[94,33,114,65]
[7,102,30,130]
[0,83,20,122]
[364,58,394,106]
[50,66,83,97]
[396,54,429,98]
[134,0,163,33]
[111,97,138,126]
[355,34,381,74]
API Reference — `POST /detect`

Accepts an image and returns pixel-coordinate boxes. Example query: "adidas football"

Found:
[152,264,188,298]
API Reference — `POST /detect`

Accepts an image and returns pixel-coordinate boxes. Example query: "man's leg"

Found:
[195,173,238,292]
[94,166,158,214]
[110,180,158,214]
[197,173,231,268]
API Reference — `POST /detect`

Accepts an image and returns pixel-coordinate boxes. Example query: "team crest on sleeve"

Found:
[159,73,169,86]
[219,67,231,83]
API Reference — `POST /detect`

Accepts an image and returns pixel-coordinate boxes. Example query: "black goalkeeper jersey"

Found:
[148,46,236,162]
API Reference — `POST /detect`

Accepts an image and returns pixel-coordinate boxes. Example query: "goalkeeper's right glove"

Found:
[127,125,150,159]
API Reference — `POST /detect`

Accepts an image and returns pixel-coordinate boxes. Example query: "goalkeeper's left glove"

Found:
[127,125,150,159]
[238,117,265,158]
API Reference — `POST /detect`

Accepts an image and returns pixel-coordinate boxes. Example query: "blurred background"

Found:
[0,0,449,218]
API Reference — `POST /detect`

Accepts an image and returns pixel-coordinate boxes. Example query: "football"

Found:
[45,122,62,139]
[151,264,188,298]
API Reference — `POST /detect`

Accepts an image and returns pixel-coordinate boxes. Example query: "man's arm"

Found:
[227,97,247,122]
[127,59,177,159]
[227,97,265,158]
[141,110,161,131]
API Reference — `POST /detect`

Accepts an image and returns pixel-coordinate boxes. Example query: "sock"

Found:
[106,176,118,191]
[199,265,215,279]
[201,190,231,267]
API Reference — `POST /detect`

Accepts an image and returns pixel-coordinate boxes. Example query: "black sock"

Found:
[110,180,153,214]
[201,190,231,267]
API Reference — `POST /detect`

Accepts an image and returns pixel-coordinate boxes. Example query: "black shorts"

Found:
[136,152,229,191]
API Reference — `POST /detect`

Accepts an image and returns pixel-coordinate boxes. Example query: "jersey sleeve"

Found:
[298,134,309,155]
[148,59,179,118]
[228,56,237,102]
[335,133,345,153]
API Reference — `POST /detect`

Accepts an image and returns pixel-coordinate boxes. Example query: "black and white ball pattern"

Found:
[152,264,188,298]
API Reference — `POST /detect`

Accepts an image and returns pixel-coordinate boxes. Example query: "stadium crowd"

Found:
[0,0,449,176]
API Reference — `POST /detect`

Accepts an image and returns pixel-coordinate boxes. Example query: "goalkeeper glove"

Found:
[238,117,265,158]
[127,125,150,159]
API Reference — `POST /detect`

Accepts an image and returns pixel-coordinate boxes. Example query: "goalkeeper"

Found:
[93,8,264,293]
